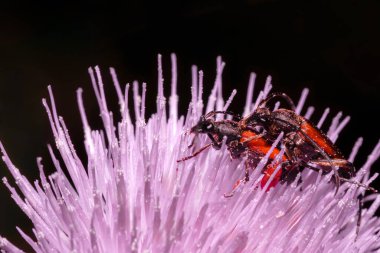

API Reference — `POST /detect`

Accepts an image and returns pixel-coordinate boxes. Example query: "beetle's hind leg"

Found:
[327,159,376,192]
[306,159,377,192]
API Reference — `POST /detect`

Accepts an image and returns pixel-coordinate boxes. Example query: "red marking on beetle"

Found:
[240,130,288,190]
[300,121,342,159]
[241,131,286,162]
[177,93,377,198]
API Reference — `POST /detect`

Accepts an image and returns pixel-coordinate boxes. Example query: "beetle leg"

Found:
[279,160,302,184]
[284,143,297,163]
[224,179,244,198]
[297,130,342,195]
[355,194,363,241]
[307,158,354,178]
[339,177,377,193]
[244,159,250,182]
[224,160,251,198]
[206,133,222,150]
[306,159,377,193]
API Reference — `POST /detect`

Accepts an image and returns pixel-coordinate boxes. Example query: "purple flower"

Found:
[1,54,379,253]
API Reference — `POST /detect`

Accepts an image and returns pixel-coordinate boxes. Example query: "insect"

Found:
[176,110,296,196]
[178,94,376,239]
[177,93,376,194]
[238,92,376,194]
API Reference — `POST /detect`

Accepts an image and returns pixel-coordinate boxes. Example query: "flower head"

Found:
[1,54,380,252]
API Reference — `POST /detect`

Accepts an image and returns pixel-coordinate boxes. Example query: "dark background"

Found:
[1,0,379,251]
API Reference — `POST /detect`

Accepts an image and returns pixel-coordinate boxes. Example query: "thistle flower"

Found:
[1,54,380,253]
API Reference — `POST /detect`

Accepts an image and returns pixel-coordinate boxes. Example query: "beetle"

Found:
[177,110,297,196]
[178,98,376,239]
[178,93,376,194]
[239,92,363,194]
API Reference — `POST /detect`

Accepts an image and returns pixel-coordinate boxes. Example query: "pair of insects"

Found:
[177,92,376,196]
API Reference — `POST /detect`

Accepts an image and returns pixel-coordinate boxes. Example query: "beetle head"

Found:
[249,107,271,125]
[190,115,215,134]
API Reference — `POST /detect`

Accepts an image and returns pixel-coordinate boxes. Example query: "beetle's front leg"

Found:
[207,133,222,150]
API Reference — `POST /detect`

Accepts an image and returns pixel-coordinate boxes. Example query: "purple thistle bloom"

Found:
[1,54,380,252]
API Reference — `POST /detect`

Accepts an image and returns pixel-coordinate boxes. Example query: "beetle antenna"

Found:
[205,110,241,120]
[258,92,296,111]
[177,143,213,163]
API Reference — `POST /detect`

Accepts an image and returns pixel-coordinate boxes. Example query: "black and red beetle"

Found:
[239,92,375,194]
[178,93,376,194]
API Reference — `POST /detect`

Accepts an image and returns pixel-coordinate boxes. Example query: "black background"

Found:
[1,0,379,251]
